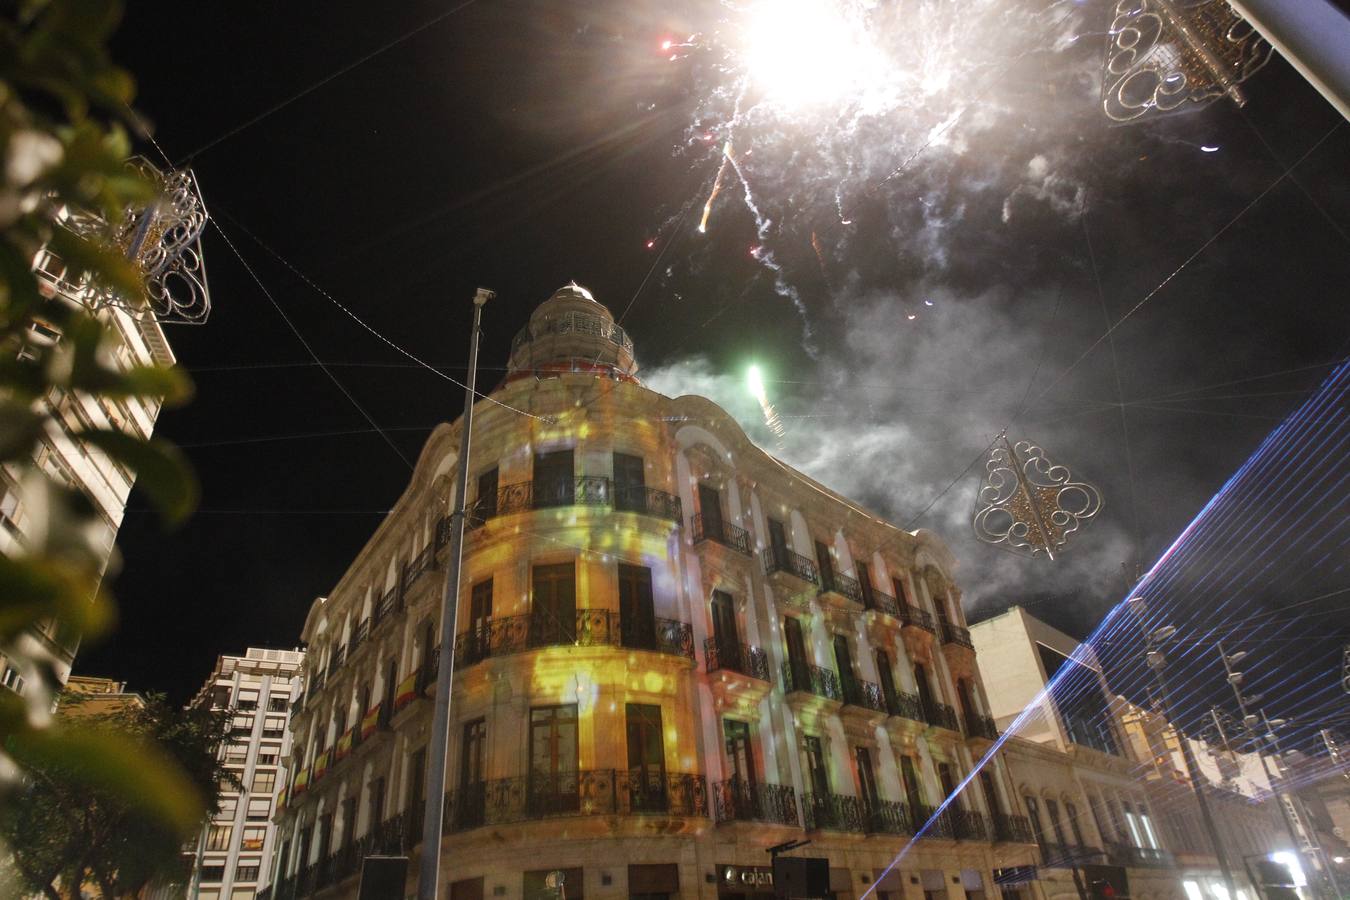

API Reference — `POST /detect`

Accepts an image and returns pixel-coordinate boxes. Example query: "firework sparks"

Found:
[747,364,787,449]
[697,141,734,234]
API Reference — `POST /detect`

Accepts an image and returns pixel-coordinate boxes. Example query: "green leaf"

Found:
[45,227,145,303]
[8,724,206,833]
[0,554,110,645]
[75,429,196,524]
[0,402,46,462]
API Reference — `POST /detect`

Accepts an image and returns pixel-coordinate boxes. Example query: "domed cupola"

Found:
[506,283,638,380]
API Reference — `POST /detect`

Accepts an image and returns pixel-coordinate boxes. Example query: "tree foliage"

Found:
[1,693,236,899]
[1,0,209,883]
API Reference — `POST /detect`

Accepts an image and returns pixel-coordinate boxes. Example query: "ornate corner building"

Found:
[264,286,1037,900]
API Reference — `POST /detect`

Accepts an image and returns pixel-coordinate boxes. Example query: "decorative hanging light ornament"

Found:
[1100,0,1273,124]
[63,156,212,324]
[972,433,1104,560]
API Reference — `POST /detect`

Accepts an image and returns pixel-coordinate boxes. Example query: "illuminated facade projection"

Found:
[971,607,1284,900]
[264,285,1038,900]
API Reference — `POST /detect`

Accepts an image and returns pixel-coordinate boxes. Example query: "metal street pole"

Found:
[1218,642,1312,895]
[1148,652,1240,900]
[1259,711,1343,900]
[417,287,494,900]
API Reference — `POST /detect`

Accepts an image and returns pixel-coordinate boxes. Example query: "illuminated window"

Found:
[241,826,266,851]
[626,704,665,812]
[205,824,232,850]
[529,705,579,813]
[252,770,276,794]
[530,563,576,646]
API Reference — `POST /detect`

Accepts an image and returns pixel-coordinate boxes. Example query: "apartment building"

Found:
[186,648,304,900]
[971,607,1291,900]
[0,161,198,696]
[265,285,1037,900]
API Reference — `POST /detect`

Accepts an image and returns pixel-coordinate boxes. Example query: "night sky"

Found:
[84,0,1348,737]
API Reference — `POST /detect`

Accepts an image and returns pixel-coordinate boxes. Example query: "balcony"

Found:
[712,777,800,827]
[372,584,400,626]
[705,639,771,682]
[950,808,990,841]
[863,588,901,617]
[803,792,866,832]
[691,514,752,555]
[468,476,680,528]
[922,700,961,732]
[326,645,345,678]
[820,571,863,605]
[965,712,999,741]
[993,813,1036,844]
[866,799,914,835]
[614,484,683,522]
[782,662,840,702]
[912,804,954,839]
[897,603,936,633]
[444,770,707,831]
[1040,842,1105,868]
[840,677,885,713]
[402,544,437,592]
[883,689,924,723]
[347,618,370,655]
[1106,842,1175,868]
[938,616,974,650]
[763,546,818,585]
[455,610,694,664]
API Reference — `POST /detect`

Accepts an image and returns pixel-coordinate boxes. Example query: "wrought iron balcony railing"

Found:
[373,584,400,624]
[883,689,924,722]
[467,477,681,528]
[511,310,634,355]
[820,571,863,604]
[455,610,694,663]
[965,712,999,741]
[1039,842,1105,868]
[712,777,799,827]
[864,588,901,617]
[923,700,961,732]
[803,792,866,832]
[444,769,707,831]
[912,804,954,839]
[348,618,370,654]
[938,616,974,649]
[840,677,886,713]
[763,546,818,584]
[866,799,914,835]
[1105,842,1174,868]
[782,662,841,701]
[705,639,772,682]
[897,603,936,632]
[691,514,752,555]
[614,484,682,522]
[326,645,345,677]
[993,813,1035,844]
[950,808,990,841]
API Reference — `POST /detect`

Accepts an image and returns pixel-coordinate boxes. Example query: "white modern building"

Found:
[186,648,305,900]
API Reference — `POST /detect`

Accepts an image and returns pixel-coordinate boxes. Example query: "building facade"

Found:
[186,648,305,900]
[0,194,180,696]
[265,286,1038,900]
[971,607,1291,900]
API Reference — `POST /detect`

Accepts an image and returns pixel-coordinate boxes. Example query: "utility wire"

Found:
[180,0,482,162]
[212,221,415,470]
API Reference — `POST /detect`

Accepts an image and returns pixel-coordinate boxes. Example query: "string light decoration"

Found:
[63,156,212,323]
[971,433,1104,560]
[1101,0,1274,123]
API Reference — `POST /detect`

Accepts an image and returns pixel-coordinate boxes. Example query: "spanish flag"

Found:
[361,703,381,739]
[314,749,331,781]
[336,727,354,760]
[394,671,418,711]
[293,767,311,795]
[276,785,289,811]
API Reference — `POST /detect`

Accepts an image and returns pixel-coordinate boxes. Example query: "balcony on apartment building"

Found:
[782,661,841,702]
[1039,841,1106,868]
[763,545,819,585]
[455,610,695,664]
[819,570,864,605]
[691,513,753,555]
[712,777,800,827]
[1106,842,1176,868]
[993,813,1036,844]
[937,614,974,650]
[468,476,682,528]
[704,639,772,683]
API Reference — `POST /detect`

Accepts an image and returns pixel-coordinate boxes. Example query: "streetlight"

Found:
[1218,641,1343,900]
[1134,616,1240,900]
